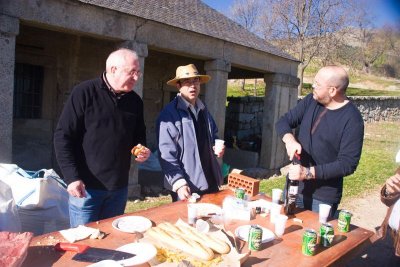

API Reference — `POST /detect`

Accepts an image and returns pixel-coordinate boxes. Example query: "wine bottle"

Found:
[284,153,300,215]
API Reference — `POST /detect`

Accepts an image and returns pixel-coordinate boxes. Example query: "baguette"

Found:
[157,222,230,254]
[177,225,231,254]
[147,227,214,261]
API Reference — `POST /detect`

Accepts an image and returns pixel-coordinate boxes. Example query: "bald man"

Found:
[276,65,364,217]
[54,48,150,227]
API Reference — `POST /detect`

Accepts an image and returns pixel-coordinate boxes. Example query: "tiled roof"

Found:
[77,0,296,61]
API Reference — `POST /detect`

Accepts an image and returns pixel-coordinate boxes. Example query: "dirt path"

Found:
[340,187,400,266]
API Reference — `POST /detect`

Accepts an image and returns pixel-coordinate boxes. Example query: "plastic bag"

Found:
[0,164,69,235]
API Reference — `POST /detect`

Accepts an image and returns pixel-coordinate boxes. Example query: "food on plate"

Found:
[147,226,214,261]
[155,247,222,267]
[131,144,144,156]
[149,222,230,256]
[0,232,33,267]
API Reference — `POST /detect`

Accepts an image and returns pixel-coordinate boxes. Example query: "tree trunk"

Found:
[241,79,246,91]
[297,64,306,96]
[254,79,257,96]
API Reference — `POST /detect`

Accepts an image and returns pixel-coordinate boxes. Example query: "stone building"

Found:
[0,0,299,196]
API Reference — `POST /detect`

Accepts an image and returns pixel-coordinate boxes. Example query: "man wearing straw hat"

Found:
[157,64,225,201]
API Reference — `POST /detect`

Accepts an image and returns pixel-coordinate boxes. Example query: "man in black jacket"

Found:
[276,65,364,217]
[54,48,150,227]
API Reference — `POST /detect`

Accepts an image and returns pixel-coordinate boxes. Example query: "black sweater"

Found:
[276,94,364,203]
[54,76,146,190]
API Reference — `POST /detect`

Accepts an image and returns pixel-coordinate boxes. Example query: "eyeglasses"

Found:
[121,67,142,78]
[180,77,200,85]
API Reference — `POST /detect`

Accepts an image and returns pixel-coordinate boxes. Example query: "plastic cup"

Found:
[195,219,210,233]
[187,204,197,225]
[272,188,283,204]
[319,204,331,223]
[274,214,288,237]
[214,139,225,155]
[270,203,282,223]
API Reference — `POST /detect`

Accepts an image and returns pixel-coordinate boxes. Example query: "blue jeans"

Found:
[296,194,339,219]
[69,187,128,227]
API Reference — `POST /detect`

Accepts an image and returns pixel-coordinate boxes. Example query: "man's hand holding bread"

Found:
[131,144,151,162]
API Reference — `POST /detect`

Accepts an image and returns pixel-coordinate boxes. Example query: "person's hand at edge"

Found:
[282,133,302,161]
[177,185,191,200]
[67,180,86,198]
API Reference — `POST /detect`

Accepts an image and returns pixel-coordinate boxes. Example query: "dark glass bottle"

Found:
[284,178,299,215]
[284,152,300,215]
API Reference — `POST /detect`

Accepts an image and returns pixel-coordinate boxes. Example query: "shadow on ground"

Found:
[346,234,400,267]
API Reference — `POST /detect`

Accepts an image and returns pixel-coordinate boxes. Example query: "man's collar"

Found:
[177,93,205,110]
[102,72,127,97]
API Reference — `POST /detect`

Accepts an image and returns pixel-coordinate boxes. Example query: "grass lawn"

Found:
[125,121,400,213]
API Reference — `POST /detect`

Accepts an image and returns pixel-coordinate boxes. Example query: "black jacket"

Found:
[54,75,146,190]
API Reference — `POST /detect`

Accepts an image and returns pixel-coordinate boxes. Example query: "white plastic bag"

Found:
[0,180,21,232]
[0,164,69,235]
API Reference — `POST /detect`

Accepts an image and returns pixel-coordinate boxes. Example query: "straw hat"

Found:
[167,64,211,86]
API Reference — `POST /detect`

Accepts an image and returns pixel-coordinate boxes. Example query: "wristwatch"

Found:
[305,167,314,180]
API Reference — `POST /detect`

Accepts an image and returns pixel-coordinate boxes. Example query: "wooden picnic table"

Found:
[22,189,374,267]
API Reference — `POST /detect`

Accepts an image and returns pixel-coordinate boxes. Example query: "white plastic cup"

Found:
[319,204,332,223]
[270,203,282,223]
[187,204,197,225]
[214,139,225,155]
[195,219,210,233]
[272,188,283,204]
[274,214,288,237]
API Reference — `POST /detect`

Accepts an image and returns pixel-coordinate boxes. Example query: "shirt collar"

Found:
[177,93,205,111]
[102,71,127,98]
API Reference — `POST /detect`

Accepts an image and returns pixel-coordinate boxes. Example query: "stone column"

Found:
[259,73,299,172]
[204,59,231,139]
[0,15,19,163]
[120,41,148,197]
[120,41,148,98]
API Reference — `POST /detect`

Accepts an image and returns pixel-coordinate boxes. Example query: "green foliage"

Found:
[302,83,400,96]
[227,82,265,97]
[259,176,286,198]
[125,196,171,213]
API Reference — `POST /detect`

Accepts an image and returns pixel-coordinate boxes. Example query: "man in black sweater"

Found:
[54,48,150,227]
[276,65,364,217]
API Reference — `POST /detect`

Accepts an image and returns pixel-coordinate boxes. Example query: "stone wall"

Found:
[349,96,400,122]
[225,96,264,151]
[225,96,400,151]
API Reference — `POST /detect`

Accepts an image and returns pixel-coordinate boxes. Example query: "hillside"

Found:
[227,67,400,97]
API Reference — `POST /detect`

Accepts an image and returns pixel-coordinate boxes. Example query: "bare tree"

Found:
[230,0,263,93]
[229,0,263,33]
[260,0,351,95]
[350,6,397,73]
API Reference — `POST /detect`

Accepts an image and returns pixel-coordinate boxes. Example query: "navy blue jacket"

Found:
[54,76,146,190]
[276,94,364,203]
[157,95,223,192]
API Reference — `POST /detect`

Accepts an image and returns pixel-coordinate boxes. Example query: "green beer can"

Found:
[248,225,263,251]
[302,229,317,256]
[320,223,334,247]
[235,188,246,200]
[337,210,352,233]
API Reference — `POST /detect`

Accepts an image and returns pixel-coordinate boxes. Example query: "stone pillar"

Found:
[259,73,299,172]
[120,41,148,98]
[204,59,231,139]
[120,41,148,197]
[0,15,19,163]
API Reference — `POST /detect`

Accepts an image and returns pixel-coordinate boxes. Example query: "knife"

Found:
[55,242,135,263]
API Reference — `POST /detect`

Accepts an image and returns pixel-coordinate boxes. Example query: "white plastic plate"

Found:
[112,216,152,233]
[235,224,275,243]
[116,242,157,266]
